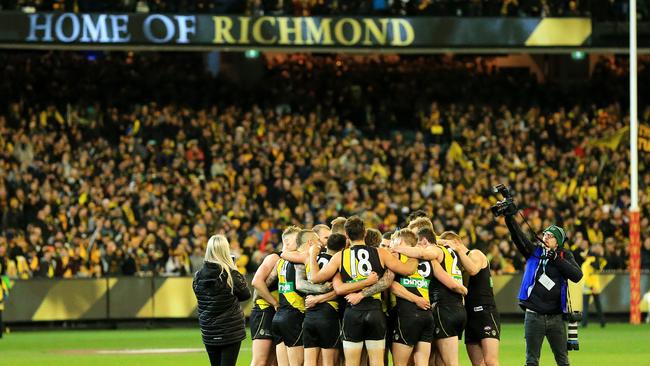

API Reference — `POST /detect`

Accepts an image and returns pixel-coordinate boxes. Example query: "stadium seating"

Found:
[0,52,648,280]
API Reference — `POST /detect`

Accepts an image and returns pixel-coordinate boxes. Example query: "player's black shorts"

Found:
[303,304,341,349]
[391,309,434,346]
[433,302,467,339]
[250,306,275,340]
[271,307,305,347]
[341,303,386,342]
[464,305,501,344]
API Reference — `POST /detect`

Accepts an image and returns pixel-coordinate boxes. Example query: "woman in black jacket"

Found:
[193,234,251,366]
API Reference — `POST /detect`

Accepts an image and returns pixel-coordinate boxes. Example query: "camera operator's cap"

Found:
[544,225,566,247]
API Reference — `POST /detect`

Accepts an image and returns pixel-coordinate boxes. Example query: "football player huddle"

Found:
[250,213,500,366]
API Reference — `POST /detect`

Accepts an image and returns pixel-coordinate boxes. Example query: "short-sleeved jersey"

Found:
[306,252,339,311]
[430,245,463,305]
[340,245,385,307]
[395,255,436,313]
[277,258,305,312]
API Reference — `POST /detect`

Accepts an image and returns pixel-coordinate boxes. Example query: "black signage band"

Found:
[0,12,592,49]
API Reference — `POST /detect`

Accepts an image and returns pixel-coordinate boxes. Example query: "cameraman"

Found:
[503,206,582,366]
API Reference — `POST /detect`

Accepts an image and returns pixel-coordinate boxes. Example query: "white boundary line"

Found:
[59,347,251,355]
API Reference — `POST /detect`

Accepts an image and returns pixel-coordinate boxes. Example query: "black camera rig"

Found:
[491,184,515,217]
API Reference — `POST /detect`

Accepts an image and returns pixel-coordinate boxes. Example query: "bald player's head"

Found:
[296,229,318,251]
[282,225,301,251]
[312,224,331,246]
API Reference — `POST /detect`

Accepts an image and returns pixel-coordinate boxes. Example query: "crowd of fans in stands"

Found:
[0,0,637,19]
[0,52,649,279]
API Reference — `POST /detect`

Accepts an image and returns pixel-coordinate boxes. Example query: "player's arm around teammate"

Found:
[344,270,395,306]
[295,264,333,294]
[431,260,468,296]
[252,254,281,310]
[412,229,466,366]
[298,233,343,366]
[308,243,342,284]
[391,242,443,263]
[378,247,419,276]
[311,240,416,286]
[388,230,438,366]
[333,271,379,296]
[271,227,305,366]
[390,282,431,310]
[391,238,468,296]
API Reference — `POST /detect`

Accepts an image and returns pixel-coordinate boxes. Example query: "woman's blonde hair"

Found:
[204,234,237,292]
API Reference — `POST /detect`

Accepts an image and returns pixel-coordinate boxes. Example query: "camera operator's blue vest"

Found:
[518,246,568,312]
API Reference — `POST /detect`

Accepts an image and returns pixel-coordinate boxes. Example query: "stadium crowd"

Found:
[0,0,635,18]
[0,52,649,279]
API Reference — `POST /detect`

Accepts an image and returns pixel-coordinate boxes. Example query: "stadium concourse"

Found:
[0,53,649,281]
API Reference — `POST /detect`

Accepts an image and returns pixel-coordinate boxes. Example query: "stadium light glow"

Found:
[570,51,585,60]
[245,49,260,59]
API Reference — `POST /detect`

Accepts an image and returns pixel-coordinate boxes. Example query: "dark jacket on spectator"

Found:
[192,262,251,346]
[506,216,583,314]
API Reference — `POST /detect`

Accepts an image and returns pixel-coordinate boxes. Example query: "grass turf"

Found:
[0,323,647,366]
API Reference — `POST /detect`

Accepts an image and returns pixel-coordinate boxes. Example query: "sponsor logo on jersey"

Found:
[279,282,295,294]
[400,277,430,288]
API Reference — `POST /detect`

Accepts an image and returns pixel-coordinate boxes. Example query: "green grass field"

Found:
[0,323,647,366]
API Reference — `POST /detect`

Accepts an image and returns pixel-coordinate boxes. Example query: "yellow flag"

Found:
[430,125,444,135]
[447,141,472,170]
[588,126,629,150]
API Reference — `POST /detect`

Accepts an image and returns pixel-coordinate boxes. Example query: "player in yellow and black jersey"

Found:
[250,250,280,366]
[277,228,338,366]
[269,226,305,366]
[443,231,501,366]
[390,229,468,366]
[390,230,435,366]
[393,224,469,366]
[302,233,347,366]
[252,226,303,366]
[308,216,418,366]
